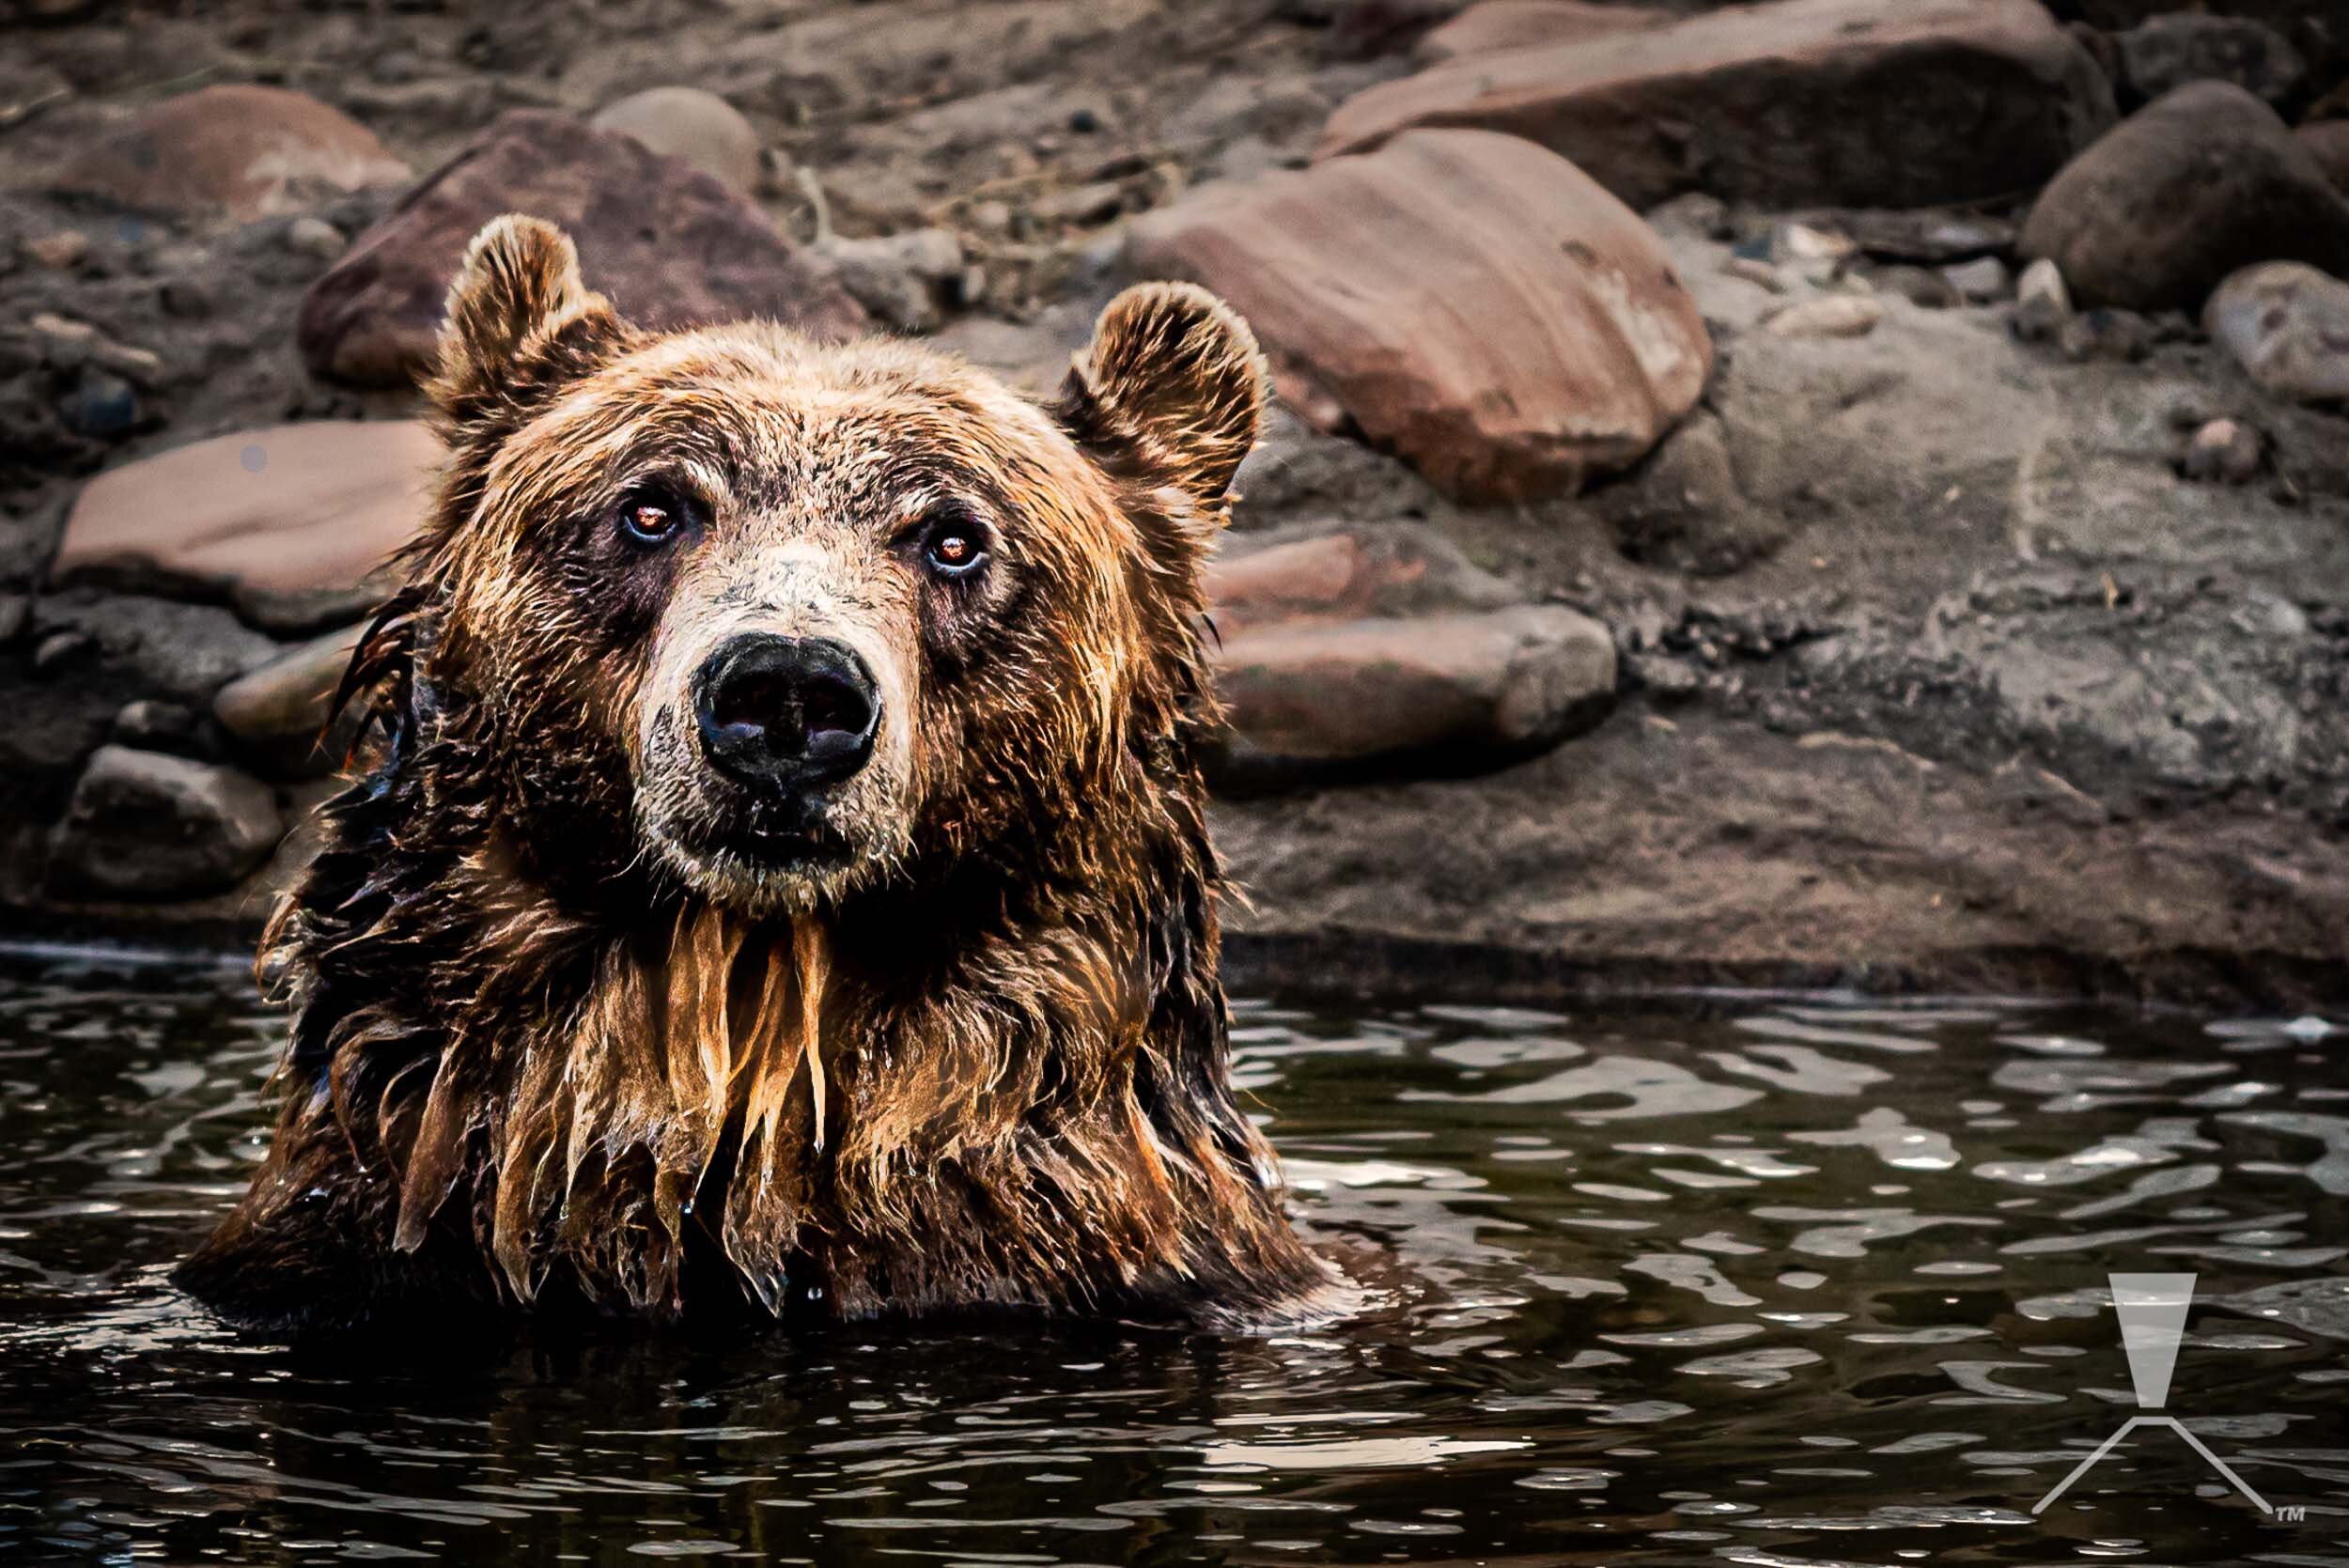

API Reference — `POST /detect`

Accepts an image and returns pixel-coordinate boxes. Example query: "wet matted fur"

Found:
[177,216,1336,1334]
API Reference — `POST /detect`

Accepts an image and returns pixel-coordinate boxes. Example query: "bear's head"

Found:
[174,220,1336,1331]
[404,214,1264,914]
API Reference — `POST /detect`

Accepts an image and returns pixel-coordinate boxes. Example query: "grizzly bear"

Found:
[177,215,1336,1334]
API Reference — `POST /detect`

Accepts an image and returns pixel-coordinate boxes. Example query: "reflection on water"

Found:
[0,948,2343,1565]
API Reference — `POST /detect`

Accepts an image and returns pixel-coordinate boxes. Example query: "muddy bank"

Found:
[1217,710,2348,1011]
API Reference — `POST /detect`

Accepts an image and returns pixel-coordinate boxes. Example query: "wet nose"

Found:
[693,634,879,789]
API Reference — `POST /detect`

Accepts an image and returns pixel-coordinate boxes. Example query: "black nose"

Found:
[694,635,879,789]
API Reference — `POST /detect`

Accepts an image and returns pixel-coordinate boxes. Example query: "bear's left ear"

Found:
[1054,282,1267,513]
[427,213,624,432]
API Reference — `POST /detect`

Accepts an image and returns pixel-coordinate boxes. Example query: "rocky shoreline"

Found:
[3,0,2345,1008]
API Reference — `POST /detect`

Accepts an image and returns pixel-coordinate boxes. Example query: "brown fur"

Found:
[177,215,1335,1333]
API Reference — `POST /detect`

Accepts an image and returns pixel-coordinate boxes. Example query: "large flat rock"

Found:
[1128,129,1711,504]
[1317,0,2116,210]
[1206,523,1614,787]
[298,109,867,388]
[55,85,410,223]
[50,422,436,630]
[1214,602,1618,787]
[1415,1,1667,64]
[1206,522,1523,637]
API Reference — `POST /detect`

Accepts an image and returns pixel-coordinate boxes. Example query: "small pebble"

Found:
[1629,654,1702,703]
[1723,255,1789,293]
[1942,256,2009,303]
[2011,256,2071,343]
[23,230,89,270]
[2180,418,2261,485]
[111,699,210,754]
[32,312,164,385]
[284,215,347,261]
[1765,295,1884,339]
[29,310,96,349]
[2231,590,2307,638]
[58,369,140,439]
[1773,221,1854,264]
[34,630,92,673]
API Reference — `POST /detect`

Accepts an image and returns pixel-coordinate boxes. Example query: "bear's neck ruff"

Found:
[216,786,1331,1327]
[399,905,836,1318]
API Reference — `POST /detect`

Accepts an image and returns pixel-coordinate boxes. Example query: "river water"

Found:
[1,946,2342,1565]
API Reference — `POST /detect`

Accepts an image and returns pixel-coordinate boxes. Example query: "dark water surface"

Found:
[2,947,2345,1566]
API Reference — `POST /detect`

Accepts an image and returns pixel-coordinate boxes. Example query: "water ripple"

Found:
[0,954,2336,1564]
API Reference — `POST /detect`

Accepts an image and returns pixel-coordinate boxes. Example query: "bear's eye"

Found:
[920,506,989,581]
[614,484,698,548]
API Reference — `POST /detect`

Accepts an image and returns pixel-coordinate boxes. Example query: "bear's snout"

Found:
[693,633,879,793]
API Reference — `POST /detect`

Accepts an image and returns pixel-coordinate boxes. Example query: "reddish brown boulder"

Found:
[1128,129,1711,504]
[1207,524,1521,637]
[2019,82,2349,312]
[57,85,409,223]
[298,110,865,387]
[1318,0,2116,210]
[1209,536,1364,638]
[51,421,437,630]
[1213,604,1616,785]
[1415,0,1666,64]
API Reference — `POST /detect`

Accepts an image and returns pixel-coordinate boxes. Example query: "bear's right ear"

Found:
[427,214,623,432]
